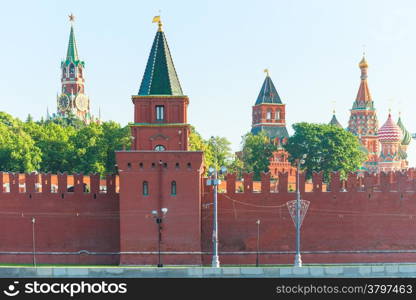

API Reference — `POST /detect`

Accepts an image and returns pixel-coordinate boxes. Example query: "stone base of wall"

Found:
[2,264,416,278]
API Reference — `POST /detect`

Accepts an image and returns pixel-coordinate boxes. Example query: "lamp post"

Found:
[32,217,36,268]
[294,154,307,267]
[256,219,260,267]
[151,208,168,267]
[207,166,227,268]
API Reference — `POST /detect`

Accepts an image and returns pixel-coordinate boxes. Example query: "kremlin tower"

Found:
[115,17,204,265]
[251,70,295,178]
[347,56,379,173]
[329,110,343,128]
[56,14,92,124]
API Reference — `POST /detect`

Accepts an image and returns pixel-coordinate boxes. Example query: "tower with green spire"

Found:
[129,16,190,151]
[57,14,91,124]
[250,70,295,179]
[251,70,289,144]
[116,17,203,266]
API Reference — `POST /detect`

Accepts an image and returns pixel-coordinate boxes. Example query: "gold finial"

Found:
[359,56,368,69]
[69,13,75,23]
[152,15,162,32]
[264,68,269,76]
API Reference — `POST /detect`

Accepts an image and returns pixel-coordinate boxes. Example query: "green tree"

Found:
[24,121,76,173]
[68,123,106,174]
[189,127,235,173]
[101,121,131,174]
[206,136,233,169]
[0,122,41,172]
[283,122,367,180]
[240,132,277,180]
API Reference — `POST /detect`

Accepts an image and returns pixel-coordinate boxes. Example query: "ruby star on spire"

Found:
[69,13,75,23]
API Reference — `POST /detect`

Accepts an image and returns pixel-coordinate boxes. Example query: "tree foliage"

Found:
[0,112,131,174]
[283,122,367,180]
[240,132,277,180]
[188,127,237,174]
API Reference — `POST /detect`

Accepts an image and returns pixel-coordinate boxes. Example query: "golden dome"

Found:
[359,56,368,69]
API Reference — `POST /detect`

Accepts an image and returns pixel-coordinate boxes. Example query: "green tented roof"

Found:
[67,25,79,61]
[62,25,84,67]
[138,30,183,96]
[255,75,282,105]
[329,114,343,128]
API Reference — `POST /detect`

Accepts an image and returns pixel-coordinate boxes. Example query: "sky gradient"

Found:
[1,0,416,164]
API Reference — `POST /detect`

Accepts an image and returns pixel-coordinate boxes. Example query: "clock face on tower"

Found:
[75,94,89,112]
[58,94,70,110]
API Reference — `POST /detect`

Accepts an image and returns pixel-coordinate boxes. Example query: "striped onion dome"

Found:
[378,114,402,143]
[397,116,412,146]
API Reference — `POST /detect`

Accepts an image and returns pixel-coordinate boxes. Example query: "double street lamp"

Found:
[151,208,168,268]
[294,154,307,267]
[207,166,227,268]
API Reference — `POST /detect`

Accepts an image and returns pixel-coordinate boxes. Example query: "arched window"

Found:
[143,181,149,196]
[62,68,66,77]
[154,145,166,151]
[266,110,272,120]
[69,64,75,77]
[156,105,164,121]
[171,181,177,196]
[275,110,280,120]
[78,68,83,77]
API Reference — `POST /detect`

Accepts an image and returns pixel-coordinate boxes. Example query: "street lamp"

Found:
[151,208,168,267]
[256,219,260,267]
[207,166,227,268]
[32,217,36,268]
[294,154,307,267]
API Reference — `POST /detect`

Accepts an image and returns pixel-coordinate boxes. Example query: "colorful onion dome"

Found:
[378,114,402,143]
[397,116,412,146]
[359,56,368,69]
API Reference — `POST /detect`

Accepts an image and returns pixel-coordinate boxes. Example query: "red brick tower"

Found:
[57,14,92,123]
[116,17,204,265]
[251,70,295,179]
[347,56,379,173]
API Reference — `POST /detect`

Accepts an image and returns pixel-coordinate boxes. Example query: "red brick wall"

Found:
[201,170,416,265]
[0,172,119,265]
[1,168,416,266]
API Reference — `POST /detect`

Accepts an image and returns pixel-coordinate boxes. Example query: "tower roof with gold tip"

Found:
[354,55,373,106]
[138,16,183,96]
[255,70,282,105]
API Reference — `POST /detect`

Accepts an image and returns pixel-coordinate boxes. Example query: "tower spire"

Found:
[138,16,183,96]
[66,14,79,62]
[355,55,371,102]
[58,14,90,123]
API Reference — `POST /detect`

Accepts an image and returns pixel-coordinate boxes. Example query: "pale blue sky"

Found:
[1,0,416,165]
